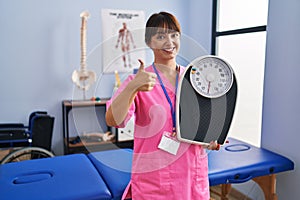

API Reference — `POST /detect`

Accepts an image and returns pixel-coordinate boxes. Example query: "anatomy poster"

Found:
[101,9,145,73]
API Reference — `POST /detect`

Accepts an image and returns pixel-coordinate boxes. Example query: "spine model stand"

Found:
[72,11,96,100]
[112,70,121,95]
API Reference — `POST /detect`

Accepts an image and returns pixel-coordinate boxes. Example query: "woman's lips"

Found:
[162,47,176,53]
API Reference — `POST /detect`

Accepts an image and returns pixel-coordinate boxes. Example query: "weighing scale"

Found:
[176,55,238,145]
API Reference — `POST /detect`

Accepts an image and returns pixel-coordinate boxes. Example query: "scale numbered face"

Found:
[190,56,234,98]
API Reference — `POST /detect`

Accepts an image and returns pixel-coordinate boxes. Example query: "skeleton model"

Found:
[72,11,96,100]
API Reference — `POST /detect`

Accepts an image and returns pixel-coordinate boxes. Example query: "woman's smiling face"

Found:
[148,28,181,61]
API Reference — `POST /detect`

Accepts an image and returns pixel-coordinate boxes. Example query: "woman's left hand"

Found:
[204,141,220,151]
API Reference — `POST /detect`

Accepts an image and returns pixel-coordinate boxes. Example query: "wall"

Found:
[0,0,212,155]
[262,0,300,199]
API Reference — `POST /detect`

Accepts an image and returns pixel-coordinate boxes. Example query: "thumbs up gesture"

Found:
[132,59,157,92]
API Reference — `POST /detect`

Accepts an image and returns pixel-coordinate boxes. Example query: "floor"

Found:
[210,185,253,200]
[0,149,10,161]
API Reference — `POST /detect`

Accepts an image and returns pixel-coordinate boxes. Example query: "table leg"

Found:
[221,184,232,200]
[253,174,277,200]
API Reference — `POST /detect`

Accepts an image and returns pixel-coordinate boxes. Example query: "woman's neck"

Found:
[153,60,178,86]
[153,60,177,75]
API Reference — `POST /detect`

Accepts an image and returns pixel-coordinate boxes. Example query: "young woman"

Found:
[106,11,218,200]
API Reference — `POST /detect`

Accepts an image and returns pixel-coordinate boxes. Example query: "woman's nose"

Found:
[165,34,174,43]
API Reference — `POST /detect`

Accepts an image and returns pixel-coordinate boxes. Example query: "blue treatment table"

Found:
[208,138,294,199]
[87,149,132,200]
[0,138,294,200]
[0,154,112,200]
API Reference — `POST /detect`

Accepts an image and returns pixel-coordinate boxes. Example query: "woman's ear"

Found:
[146,42,154,50]
[145,41,151,48]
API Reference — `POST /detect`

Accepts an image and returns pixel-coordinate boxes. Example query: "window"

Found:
[212,0,269,146]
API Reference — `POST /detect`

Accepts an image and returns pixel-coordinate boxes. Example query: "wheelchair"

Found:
[0,111,55,164]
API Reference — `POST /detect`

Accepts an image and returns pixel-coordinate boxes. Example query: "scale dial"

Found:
[190,56,234,98]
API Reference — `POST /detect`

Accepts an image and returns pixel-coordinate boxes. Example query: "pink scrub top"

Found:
[107,65,210,200]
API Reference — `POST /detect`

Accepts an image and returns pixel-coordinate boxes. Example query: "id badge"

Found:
[158,131,180,155]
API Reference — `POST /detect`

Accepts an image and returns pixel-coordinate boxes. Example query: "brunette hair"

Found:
[145,12,181,45]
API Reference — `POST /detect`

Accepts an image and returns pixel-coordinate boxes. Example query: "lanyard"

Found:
[152,63,179,135]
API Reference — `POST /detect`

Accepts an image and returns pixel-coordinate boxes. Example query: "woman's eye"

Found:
[171,33,180,38]
[157,35,165,40]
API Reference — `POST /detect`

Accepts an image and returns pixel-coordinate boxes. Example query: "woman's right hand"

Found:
[106,59,156,127]
[131,59,157,92]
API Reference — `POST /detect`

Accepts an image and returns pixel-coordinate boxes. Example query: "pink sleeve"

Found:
[106,75,136,128]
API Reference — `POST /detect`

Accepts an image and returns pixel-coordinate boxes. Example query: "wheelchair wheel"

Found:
[0,147,54,164]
